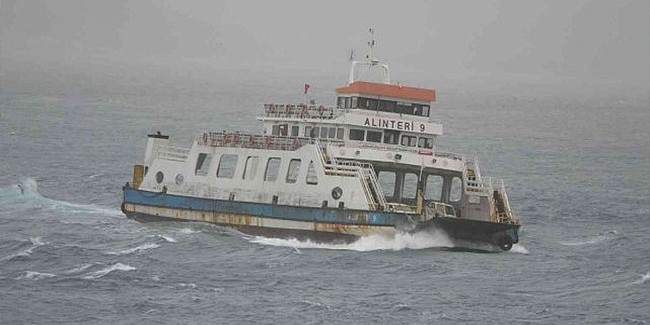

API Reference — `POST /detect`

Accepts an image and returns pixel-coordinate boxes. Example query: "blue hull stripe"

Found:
[123,188,404,226]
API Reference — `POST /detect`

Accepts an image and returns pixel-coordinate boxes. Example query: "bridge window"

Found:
[378,100,396,112]
[195,153,212,176]
[450,177,462,202]
[418,137,433,149]
[368,99,379,110]
[306,161,318,185]
[264,157,281,182]
[217,154,238,178]
[366,131,382,143]
[349,129,365,141]
[328,127,336,139]
[383,130,400,144]
[358,97,369,109]
[243,156,259,180]
[401,135,417,147]
[402,173,418,199]
[286,159,301,183]
[425,175,443,201]
[396,102,412,115]
[351,97,358,109]
[377,171,395,197]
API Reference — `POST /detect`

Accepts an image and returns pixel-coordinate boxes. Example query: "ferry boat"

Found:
[121,32,520,252]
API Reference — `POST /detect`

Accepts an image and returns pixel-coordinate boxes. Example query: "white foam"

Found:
[18,271,56,280]
[107,243,159,255]
[0,237,47,261]
[160,235,177,243]
[632,272,650,286]
[63,263,95,274]
[82,263,136,279]
[249,231,453,252]
[509,244,530,254]
[559,231,618,246]
[178,228,200,234]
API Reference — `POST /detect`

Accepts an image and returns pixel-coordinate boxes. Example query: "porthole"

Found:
[331,186,343,200]
[175,174,184,186]
[155,171,164,184]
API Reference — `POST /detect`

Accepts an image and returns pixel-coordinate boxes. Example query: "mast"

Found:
[348,28,391,85]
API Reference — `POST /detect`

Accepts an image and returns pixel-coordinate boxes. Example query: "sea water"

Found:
[1,63,648,324]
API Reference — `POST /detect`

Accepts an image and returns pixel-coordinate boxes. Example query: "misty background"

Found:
[1,0,648,87]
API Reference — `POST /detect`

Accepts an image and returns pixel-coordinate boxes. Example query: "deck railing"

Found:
[262,104,344,120]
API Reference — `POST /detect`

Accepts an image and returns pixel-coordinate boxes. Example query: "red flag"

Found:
[304,83,310,94]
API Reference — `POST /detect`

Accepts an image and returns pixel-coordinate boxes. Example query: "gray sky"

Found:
[1,0,648,84]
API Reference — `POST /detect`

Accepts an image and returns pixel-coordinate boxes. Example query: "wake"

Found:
[249,230,454,252]
[0,178,122,217]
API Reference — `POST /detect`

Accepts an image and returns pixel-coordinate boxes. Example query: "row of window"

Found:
[348,129,434,149]
[377,172,462,202]
[195,153,318,185]
[337,96,430,117]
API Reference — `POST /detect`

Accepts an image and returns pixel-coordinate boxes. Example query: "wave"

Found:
[160,235,177,243]
[559,230,619,246]
[0,237,48,261]
[631,272,650,286]
[249,231,453,252]
[63,263,96,274]
[17,271,56,280]
[509,244,530,254]
[0,178,122,217]
[82,263,136,279]
[107,243,159,255]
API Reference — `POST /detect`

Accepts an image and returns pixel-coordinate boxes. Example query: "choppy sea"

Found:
[1,62,648,324]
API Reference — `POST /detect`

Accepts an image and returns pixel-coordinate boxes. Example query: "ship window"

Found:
[418,137,433,149]
[243,156,259,180]
[422,105,430,117]
[425,175,443,201]
[328,127,336,138]
[413,104,423,116]
[366,131,382,143]
[305,126,313,137]
[279,124,288,136]
[312,127,320,138]
[286,159,301,183]
[195,153,212,176]
[397,102,412,115]
[271,125,280,135]
[217,154,238,178]
[368,99,379,110]
[351,97,358,109]
[358,97,369,109]
[402,173,418,199]
[320,127,328,138]
[155,171,164,184]
[306,160,318,185]
[336,128,344,139]
[378,100,396,112]
[401,135,417,147]
[264,157,281,182]
[291,126,299,137]
[383,130,400,145]
[377,171,395,197]
[337,97,345,108]
[344,97,350,108]
[450,177,462,202]
[349,129,365,141]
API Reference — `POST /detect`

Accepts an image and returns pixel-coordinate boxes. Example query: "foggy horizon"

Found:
[1,0,649,87]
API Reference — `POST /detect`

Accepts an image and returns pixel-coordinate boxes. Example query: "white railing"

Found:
[198,132,345,152]
[262,104,345,120]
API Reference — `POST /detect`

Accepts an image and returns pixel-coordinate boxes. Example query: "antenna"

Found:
[348,28,391,85]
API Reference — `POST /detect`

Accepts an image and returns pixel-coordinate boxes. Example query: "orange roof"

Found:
[336,81,435,102]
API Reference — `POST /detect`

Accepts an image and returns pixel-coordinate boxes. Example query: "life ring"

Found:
[318,105,325,116]
[202,132,208,145]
